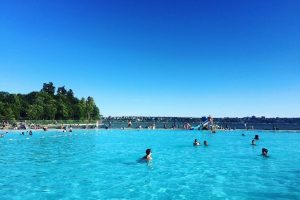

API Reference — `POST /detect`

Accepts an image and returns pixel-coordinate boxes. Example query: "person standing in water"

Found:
[262,148,269,157]
[204,140,208,146]
[193,139,200,146]
[143,149,152,161]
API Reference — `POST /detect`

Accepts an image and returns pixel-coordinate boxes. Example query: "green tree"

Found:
[74,98,86,120]
[41,93,57,120]
[86,97,94,121]
[86,97,99,121]
[92,106,100,120]
[28,104,44,119]
[18,94,28,119]
[55,99,69,120]
[0,102,6,120]
[57,86,67,96]
[0,83,100,121]
[7,94,21,119]
[5,107,15,120]
[41,82,55,95]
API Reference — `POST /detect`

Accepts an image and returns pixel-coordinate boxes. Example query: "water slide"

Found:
[191,120,209,130]
[202,120,209,127]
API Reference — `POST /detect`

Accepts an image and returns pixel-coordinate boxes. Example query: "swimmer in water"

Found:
[29,130,33,136]
[204,140,208,146]
[262,148,268,157]
[142,149,152,161]
[251,140,256,145]
[193,139,200,146]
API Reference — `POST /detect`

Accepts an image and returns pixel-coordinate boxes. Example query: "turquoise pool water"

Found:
[0,130,300,200]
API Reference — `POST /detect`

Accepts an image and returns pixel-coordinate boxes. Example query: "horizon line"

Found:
[101,115,300,119]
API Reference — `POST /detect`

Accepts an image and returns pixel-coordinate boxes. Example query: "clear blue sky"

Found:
[0,0,299,117]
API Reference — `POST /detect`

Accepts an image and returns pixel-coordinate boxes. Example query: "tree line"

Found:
[0,82,100,121]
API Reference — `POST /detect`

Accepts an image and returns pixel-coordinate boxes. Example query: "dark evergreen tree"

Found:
[41,82,55,95]
[57,86,67,95]
[0,82,100,120]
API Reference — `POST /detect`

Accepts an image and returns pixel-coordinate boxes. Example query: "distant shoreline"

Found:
[2,116,300,130]
[1,127,300,132]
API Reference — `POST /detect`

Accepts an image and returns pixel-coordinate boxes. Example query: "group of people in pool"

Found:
[193,139,208,146]
[142,134,269,161]
[245,134,269,157]
[20,130,33,136]
[0,130,34,138]
[141,139,209,161]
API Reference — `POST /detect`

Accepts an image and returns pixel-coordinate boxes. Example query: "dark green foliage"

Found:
[41,82,55,95]
[0,83,100,121]
[57,86,67,96]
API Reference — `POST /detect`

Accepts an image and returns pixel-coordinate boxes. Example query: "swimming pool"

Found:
[0,129,299,199]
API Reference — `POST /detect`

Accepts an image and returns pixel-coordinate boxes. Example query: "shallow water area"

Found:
[0,129,300,200]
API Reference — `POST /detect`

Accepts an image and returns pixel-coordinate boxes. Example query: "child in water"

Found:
[262,148,269,157]
[193,139,200,146]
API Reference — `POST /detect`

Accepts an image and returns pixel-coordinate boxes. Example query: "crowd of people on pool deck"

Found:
[141,134,269,161]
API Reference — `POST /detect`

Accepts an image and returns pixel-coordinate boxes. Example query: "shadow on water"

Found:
[122,158,153,168]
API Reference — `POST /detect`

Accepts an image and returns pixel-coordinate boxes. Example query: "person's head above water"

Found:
[204,140,208,146]
[251,140,256,145]
[262,148,268,156]
[146,149,151,155]
[143,149,152,161]
[193,139,200,146]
